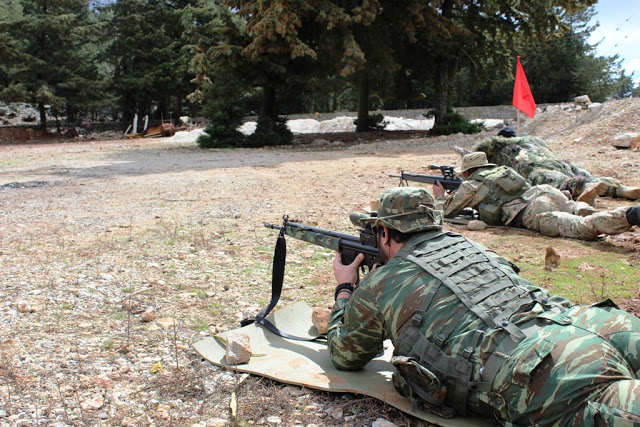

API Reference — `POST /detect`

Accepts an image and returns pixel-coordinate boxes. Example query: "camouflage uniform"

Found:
[328,187,640,426]
[441,163,632,240]
[473,135,640,200]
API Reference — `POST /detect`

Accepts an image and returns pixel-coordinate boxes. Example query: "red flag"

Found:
[513,56,536,118]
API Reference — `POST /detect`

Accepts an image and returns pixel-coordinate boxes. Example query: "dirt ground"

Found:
[1,99,640,426]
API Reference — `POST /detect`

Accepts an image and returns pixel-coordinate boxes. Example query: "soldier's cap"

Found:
[455,151,495,174]
[357,187,443,233]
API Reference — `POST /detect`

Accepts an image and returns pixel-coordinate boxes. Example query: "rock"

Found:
[372,419,398,427]
[575,95,591,105]
[467,220,487,231]
[326,406,343,419]
[141,309,156,322]
[17,301,31,313]
[266,416,282,424]
[310,138,330,146]
[611,133,640,149]
[545,247,561,270]
[156,317,176,330]
[225,332,251,365]
[204,418,231,427]
[311,308,331,335]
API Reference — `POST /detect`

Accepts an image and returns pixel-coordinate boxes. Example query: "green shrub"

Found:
[353,113,387,131]
[197,75,248,149]
[426,110,484,135]
[245,116,293,147]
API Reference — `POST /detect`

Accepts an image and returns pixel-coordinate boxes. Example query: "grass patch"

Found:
[519,251,637,304]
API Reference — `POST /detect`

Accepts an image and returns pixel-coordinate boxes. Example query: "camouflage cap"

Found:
[359,187,443,233]
[455,151,495,174]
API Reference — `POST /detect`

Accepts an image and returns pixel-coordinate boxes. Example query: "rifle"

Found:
[389,164,462,192]
[264,214,383,273]
[249,214,382,340]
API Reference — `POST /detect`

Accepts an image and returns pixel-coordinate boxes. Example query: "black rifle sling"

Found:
[244,228,326,342]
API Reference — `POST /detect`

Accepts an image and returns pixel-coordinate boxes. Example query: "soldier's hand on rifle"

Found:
[333,252,365,286]
[433,181,446,198]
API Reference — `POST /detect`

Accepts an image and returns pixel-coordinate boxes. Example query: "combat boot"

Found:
[576,182,607,206]
[626,206,640,226]
[617,186,640,200]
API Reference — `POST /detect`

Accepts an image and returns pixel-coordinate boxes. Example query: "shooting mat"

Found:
[192,301,490,426]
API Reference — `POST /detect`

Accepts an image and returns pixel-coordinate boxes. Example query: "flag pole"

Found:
[517,110,520,136]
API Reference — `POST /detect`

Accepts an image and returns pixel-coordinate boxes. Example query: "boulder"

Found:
[575,95,591,105]
[611,133,640,149]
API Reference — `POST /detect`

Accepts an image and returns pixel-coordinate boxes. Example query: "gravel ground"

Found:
[1,99,639,426]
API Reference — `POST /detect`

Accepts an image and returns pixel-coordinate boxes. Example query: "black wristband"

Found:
[334,282,354,301]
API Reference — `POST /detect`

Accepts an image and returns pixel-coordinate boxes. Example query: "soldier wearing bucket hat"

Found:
[432,151,640,240]
[327,186,640,425]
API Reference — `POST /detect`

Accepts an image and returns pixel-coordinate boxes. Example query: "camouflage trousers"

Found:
[492,305,640,426]
[521,185,630,240]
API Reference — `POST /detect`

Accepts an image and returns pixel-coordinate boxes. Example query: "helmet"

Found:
[357,187,443,233]
[497,126,516,138]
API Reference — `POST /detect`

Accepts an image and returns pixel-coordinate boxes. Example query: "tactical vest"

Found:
[468,166,530,225]
[393,230,556,417]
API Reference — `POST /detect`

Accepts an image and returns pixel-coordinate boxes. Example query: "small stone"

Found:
[311,308,330,335]
[225,332,251,365]
[266,416,281,424]
[326,406,343,419]
[205,418,230,427]
[372,419,398,427]
[17,301,31,313]
[467,220,487,231]
[545,247,561,270]
[141,309,156,322]
[156,317,176,329]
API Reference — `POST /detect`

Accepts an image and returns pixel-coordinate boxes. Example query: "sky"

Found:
[588,0,640,83]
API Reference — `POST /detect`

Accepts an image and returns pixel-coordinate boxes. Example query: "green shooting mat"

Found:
[192,301,490,426]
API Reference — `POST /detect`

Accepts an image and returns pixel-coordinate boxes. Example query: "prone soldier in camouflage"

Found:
[433,152,640,240]
[473,135,640,203]
[327,186,640,425]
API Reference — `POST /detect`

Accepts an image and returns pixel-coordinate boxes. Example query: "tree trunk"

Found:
[434,56,459,125]
[38,102,47,131]
[258,85,277,133]
[356,75,370,132]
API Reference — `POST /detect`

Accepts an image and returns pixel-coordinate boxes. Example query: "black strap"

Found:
[241,228,326,342]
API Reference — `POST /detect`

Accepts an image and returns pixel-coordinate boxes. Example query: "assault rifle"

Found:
[245,215,383,340]
[264,214,383,273]
[390,164,462,192]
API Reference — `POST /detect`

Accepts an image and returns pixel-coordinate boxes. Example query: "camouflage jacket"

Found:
[327,232,568,372]
[327,232,640,425]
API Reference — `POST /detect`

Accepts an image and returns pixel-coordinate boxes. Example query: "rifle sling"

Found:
[242,228,327,342]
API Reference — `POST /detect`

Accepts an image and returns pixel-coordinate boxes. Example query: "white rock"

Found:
[467,220,487,231]
[372,419,398,427]
[225,332,251,365]
[575,94,591,105]
[611,133,639,149]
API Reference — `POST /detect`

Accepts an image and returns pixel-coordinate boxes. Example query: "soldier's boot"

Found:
[626,206,640,226]
[617,186,640,200]
[576,182,607,206]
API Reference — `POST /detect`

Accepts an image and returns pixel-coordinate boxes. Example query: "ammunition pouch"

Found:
[478,203,502,225]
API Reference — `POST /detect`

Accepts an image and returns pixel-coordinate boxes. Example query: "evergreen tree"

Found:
[104,0,198,127]
[0,0,105,130]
